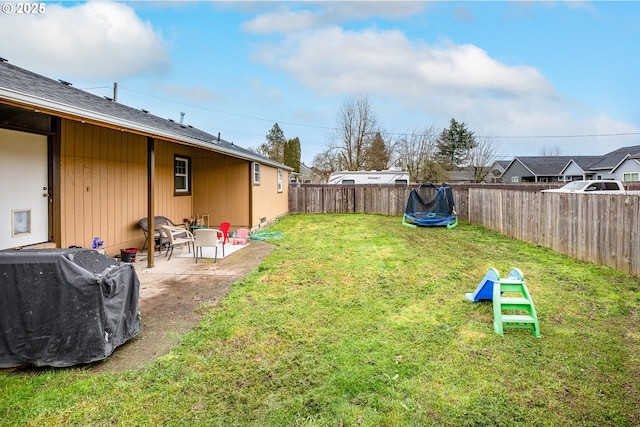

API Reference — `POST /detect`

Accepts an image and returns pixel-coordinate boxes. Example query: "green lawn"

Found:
[2,214,639,426]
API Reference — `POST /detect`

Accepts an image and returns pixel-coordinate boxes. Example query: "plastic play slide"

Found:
[465,267,524,302]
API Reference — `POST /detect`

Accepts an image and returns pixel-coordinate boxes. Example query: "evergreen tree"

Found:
[260,123,286,163]
[364,132,390,170]
[436,118,477,168]
[284,137,301,173]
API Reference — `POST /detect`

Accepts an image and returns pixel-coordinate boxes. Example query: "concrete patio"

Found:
[91,240,275,372]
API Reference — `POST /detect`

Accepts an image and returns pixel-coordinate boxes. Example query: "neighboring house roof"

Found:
[489,160,511,178]
[507,156,574,177]
[611,157,640,173]
[588,145,640,170]
[495,160,511,171]
[558,156,604,175]
[505,146,640,178]
[299,163,313,175]
[0,60,291,171]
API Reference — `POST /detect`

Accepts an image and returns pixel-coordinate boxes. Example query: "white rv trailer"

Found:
[328,169,409,185]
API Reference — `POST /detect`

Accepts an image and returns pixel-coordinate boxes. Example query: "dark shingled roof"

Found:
[0,60,288,169]
[587,145,640,170]
[514,156,573,176]
[510,147,640,176]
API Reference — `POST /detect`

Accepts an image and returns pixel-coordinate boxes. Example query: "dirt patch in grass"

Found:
[90,241,275,373]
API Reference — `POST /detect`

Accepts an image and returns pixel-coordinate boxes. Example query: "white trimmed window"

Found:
[277,168,283,192]
[623,172,639,182]
[511,176,519,183]
[174,156,190,194]
[253,162,261,185]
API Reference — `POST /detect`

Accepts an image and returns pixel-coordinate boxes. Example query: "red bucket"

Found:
[120,248,138,263]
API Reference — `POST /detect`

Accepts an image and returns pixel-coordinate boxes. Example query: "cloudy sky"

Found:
[1,1,639,164]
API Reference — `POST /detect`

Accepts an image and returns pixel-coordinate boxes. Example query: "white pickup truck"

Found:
[541,180,631,194]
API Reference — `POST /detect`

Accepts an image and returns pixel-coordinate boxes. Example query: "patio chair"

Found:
[219,222,231,244]
[194,228,225,263]
[160,225,195,261]
[138,216,186,253]
[232,228,250,245]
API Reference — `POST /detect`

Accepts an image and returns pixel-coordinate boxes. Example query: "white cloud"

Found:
[242,7,322,34]
[242,2,426,34]
[252,27,553,98]
[0,2,170,81]
[250,24,638,156]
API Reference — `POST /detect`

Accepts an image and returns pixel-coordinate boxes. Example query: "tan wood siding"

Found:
[59,120,147,254]
[192,152,250,230]
[57,120,289,255]
[153,140,193,227]
[252,165,289,227]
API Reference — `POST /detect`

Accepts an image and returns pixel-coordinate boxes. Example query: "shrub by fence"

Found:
[289,183,640,277]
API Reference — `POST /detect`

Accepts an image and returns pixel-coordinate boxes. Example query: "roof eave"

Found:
[0,87,292,171]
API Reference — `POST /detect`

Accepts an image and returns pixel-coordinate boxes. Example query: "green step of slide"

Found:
[492,272,540,338]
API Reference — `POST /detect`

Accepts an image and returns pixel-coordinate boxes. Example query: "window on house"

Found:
[511,176,519,183]
[253,162,261,185]
[623,172,639,182]
[174,156,191,194]
[277,168,283,192]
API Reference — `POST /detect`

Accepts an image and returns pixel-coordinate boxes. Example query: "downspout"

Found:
[147,137,155,268]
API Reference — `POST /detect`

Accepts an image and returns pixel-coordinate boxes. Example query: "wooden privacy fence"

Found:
[469,189,640,277]
[288,184,415,216]
[289,184,640,277]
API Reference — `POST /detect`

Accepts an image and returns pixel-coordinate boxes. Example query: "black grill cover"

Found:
[0,248,141,368]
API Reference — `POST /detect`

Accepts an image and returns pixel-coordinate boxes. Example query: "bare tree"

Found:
[467,136,503,182]
[311,148,341,182]
[540,144,562,156]
[395,127,446,183]
[248,144,269,158]
[329,94,380,171]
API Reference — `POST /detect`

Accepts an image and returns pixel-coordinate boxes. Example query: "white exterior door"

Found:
[0,129,49,250]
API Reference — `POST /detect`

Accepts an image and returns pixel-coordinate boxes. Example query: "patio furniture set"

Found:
[137,216,249,262]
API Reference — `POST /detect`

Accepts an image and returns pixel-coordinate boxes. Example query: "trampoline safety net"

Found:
[402,183,458,229]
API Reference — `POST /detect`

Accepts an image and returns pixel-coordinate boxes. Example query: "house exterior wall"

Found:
[152,139,195,232]
[191,150,250,229]
[252,163,289,228]
[501,161,533,183]
[562,162,584,180]
[58,122,279,255]
[59,120,147,254]
[612,159,640,181]
[590,170,616,180]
